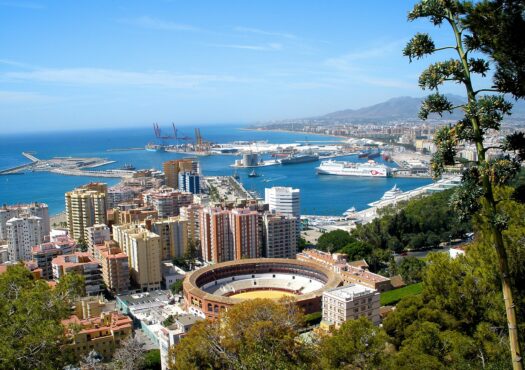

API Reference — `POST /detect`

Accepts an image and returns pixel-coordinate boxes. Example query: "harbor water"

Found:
[0,124,433,215]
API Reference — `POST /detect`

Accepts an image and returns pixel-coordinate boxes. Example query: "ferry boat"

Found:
[316,160,392,177]
[280,153,319,165]
[380,184,403,200]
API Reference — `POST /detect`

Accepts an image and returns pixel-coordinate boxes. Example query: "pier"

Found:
[0,152,132,178]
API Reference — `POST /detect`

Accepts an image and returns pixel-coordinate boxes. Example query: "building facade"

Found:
[199,207,233,263]
[230,208,260,260]
[32,236,77,279]
[321,284,380,328]
[150,218,188,260]
[262,213,297,259]
[0,203,50,241]
[65,184,107,241]
[99,245,130,295]
[52,252,103,295]
[6,215,43,262]
[85,224,111,257]
[163,159,198,189]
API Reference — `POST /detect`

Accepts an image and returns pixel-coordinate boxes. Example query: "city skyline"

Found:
[0,0,489,133]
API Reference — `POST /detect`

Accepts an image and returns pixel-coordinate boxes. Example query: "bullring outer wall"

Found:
[183,258,342,320]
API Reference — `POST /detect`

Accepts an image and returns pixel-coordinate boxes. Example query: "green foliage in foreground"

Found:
[0,266,85,370]
[380,282,423,306]
[303,311,322,326]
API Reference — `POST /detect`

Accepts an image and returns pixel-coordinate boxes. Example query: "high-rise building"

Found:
[85,224,111,257]
[262,213,297,258]
[264,187,301,236]
[52,252,103,296]
[180,204,203,244]
[113,225,161,291]
[110,207,158,226]
[150,218,188,260]
[99,245,130,295]
[199,207,233,263]
[6,215,43,262]
[0,203,50,240]
[321,284,380,329]
[178,172,201,194]
[32,235,77,279]
[230,208,260,260]
[163,159,198,189]
[65,184,107,241]
[143,187,193,218]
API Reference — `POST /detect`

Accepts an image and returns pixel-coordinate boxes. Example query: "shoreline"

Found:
[240,127,348,141]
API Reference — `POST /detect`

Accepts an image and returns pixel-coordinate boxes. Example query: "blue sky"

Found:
[0,0,485,133]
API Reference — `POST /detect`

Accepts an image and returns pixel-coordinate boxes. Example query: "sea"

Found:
[0,124,432,216]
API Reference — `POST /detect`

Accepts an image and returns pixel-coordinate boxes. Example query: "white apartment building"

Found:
[264,187,300,237]
[85,224,111,257]
[264,187,300,218]
[0,203,49,240]
[322,284,380,328]
[6,215,43,261]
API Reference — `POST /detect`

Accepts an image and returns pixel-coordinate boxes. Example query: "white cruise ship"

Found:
[316,160,392,177]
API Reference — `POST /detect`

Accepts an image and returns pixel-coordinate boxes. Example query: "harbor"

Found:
[1,125,435,215]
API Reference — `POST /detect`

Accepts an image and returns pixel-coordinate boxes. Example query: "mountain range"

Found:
[312,95,525,122]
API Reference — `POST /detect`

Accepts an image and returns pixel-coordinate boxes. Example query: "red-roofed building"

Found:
[52,252,102,295]
[62,311,133,360]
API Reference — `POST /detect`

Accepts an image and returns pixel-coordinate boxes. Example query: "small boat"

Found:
[248,170,260,178]
[358,151,370,158]
[233,171,240,180]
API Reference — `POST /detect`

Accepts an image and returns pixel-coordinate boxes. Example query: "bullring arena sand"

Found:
[230,290,297,300]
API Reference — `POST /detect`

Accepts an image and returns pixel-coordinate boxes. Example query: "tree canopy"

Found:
[0,265,85,370]
[169,298,313,370]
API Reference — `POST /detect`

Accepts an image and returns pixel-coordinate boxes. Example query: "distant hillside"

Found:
[314,95,525,122]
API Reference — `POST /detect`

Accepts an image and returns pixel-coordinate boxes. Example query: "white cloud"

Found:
[234,26,297,40]
[119,16,199,32]
[208,43,283,51]
[2,67,246,88]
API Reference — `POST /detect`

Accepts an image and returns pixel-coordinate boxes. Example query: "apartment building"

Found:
[52,252,103,295]
[262,213,297,258]
[32,235,77,279]
[65,183,107,241]
[6,215,43,262]
[321,284,380,328]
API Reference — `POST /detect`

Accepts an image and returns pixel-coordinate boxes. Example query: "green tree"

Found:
[170,279,184,295]
[170,298,313,370]
[317,230,355,252]
[397,257,426,284]
[0,265,82,369]
[466,0,525,99]
[403,2,525,366]
[142,349,161,370]
[77,238,89,253]
[318,317,390,369]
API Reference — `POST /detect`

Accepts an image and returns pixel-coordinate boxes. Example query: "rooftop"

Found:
[324,283,376,300]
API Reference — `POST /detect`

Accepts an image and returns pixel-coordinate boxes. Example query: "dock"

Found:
[0,152,133,178]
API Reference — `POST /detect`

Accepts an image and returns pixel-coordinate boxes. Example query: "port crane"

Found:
[152,123,191,146]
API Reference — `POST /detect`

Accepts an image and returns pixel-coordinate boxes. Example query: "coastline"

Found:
[240,127,348,141]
